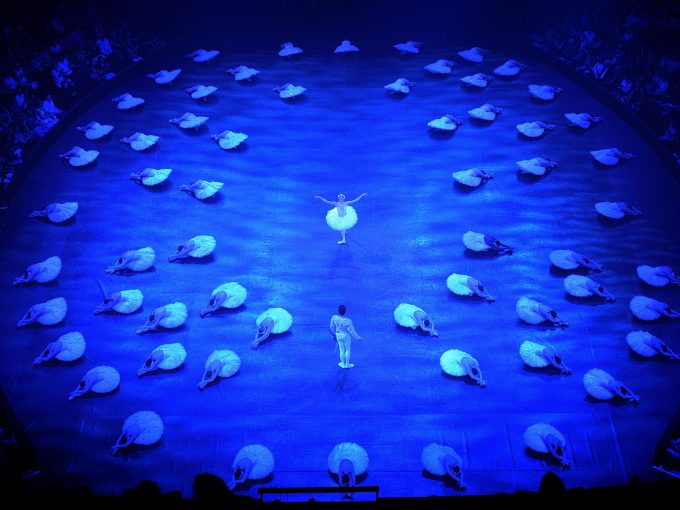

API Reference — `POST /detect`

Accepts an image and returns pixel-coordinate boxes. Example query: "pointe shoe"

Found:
[338,239,347,244]
[345,363,354,368]
[338,362,346,368]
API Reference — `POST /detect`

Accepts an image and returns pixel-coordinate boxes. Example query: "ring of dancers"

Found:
[330,305,362,368]
[314,193,367,244]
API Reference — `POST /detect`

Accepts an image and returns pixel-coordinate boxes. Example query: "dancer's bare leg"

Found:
[338,230,347,244]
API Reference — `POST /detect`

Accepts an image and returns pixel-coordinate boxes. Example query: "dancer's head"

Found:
[338,305,346,316]
[337,194,345,201]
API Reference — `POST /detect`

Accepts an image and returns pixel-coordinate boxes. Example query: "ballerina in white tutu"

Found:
[120,132,159,151]
[30,202,78,223]
[200,282,247,317]
[212,130,247,150]
[590,148,633,166]
[168,235,216,262]
[314,193,367,244]
[138,343,187,377]
[185,84,218,100]
[227,65,260,81]
[462,231,512,254]
[112,93,144,110]
[494,59,526,77]
[186,49,220,63]
[393,41,421,54]
[440,349,485,387]
[516,297,568,327]
[626,331,679,360]
[273,83,306,99]
[181,180,224,200]
[147,68,181,85]
[253,307,293,349]
[427,115,463,132]
[33,331,85,366]
[328,442,369,492]
[77,121,113,140]
[457,47,488,63]
[13,255,62,285]
[564,275,615,301]
[228,444,275,490]
[129,168,172,187]
[452,168,493,188]
[446,273,495,301]
[636,265,680,287]
[519,341,571,374]
[136,303,187,335]
[68,366,120,400]
[516,121,556,138]
[629,296,679,321]
[583,368,639,403]
[460,73,492,88]
[421,443,465,488]
[330,305,362,368]
[385,78,415,94]
[523,423,569,466]
[198,349,241,389]
[467,103,502,121]
[594,201,641,219]
[549,250,602,272]
[105,247,155,274]
[335,40,359,53]
[279,41,302,57]
[516,157,558,176]
[59,146,99,167]
[94,289,143,314]
[564,113,602,130]
[169,112,209,131]
[17,297,67,327]
[424,59,454,74]
[528,84,562,101]
[394,303,438,336]
[112,411,164,455]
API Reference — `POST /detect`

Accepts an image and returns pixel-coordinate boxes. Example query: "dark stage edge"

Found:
[1,43,679,501]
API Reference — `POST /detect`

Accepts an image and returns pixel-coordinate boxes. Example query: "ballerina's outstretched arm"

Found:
[314,196,337,205]
[344,193,367,205]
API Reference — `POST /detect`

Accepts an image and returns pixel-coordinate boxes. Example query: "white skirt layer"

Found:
[142,168,172,186]
[326,206,358,231]
[158,303,188,328]
[155,343,187,370]
[440,349,471,377]
[127,247,156,271]
[206,349,241,377]
[421,443,461,476]
[394,303,422,328]
[636,265,671,287]
[257,308,293,333]
[123,411,164,445]
[595,202,625,219]
[195,181,224,199]
[213,282,247,308]
[516,297,544,325]
[234,444,275,479]
[462,231,488,252]
[519,341,550,368]
[446,273,473,296]
[88,366,121,393]
[114,289,144,313]
[54,331,86,361]
[328,442,369,474]
[516,122,544,137]
[31,256,63,283]
[47,202,78,222]
[630,295,664,321]
[626,331,659,357]
[523,423,564,453]
[590,149,620,166]
[452,170,482,187]
[583,368,615,400]
[549,250,580,270]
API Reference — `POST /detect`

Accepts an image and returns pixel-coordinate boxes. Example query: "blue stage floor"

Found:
[1,42,679,500]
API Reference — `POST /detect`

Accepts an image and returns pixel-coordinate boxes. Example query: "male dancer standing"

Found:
[329,305,362,368]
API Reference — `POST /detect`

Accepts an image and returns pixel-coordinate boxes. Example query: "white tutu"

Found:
[189,49,220,63]
[630,295,672,321]
[393,41,420,54]
[149,69,181,84]
[18,297,67,327]
[494,60,524,76]
[452,169,489,187]
[563,275,608,298]
[85,366,121,394]
[467,104,499,121]
[583,368,617,400]
[188,235,216,258]
[122,133,159,151]
[626,330,677,359]
[385,78,413,94]
[516,158,551,176]
[428,116,460,131]
[516,297,545,325]
[108,247,155,273]
[594,202,625,219]
[257,308,293,334]
[206,349,241,377]
[519,341,551,368]
[462,231,488,251]
[636,265,677,287]
[424,59,453,74]
[187,180,223,200]
[80,122,113,140]
[564,113,600,129]
[14,255,62,285]
[335,40,359,53]
[549,250,600,271]
[213,282,247,308]
[186,85,217,99]
[328,442,369,474]
[326,206,358,231]
[279,42,303,57]
[440,349,472,377]
[215,131,247,150]
[228,66,259,81]
[394,303,423,329]
[122,411,164,446]
[421,443,462,477]
[234,445,275,479]
[114,93,144,110]
[276,84,306,99]
[460,73,489,88]
[114,289,144,313]
[457,47,485,63]
[139,168,172,186]
[34,331,85,364]
[528,84,560,100]
[152,343,187,370]
[516,122,549,138]
[590,148,625,166]
[523,423,565,454]
[172,113,208,129]
[160,303,188,328]
[37,202,78,223]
